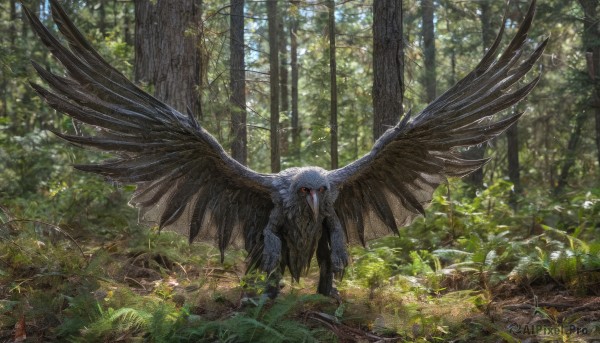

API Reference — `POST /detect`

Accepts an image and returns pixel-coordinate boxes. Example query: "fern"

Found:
[180,294,324,343]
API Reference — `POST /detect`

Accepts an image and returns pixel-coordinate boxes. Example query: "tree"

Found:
[230,0,247,165]
[422,0,436,102]
[328,0,338,169]
[279,4,290,155]
[507,106,522,208]
[267,0,281,172]
[372,0,404,140]
[133,0,202,118]
[579,0,600,169]
[290,1,300,160]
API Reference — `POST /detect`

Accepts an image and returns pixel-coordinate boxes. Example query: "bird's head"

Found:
[290,168,330,222]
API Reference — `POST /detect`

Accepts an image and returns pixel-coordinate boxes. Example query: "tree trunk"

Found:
[579,0,600,171]
[267,0,281,172]
[442,0,456,86]
[504,2,523,205]
[123,2,133,45]
[279,5,290,155]
[2,0,17,118]
[555,111,588,194]
[507,108,521,209]
[372,0,404,140]
[422,0,436,102]
[230,0,247,165]
[134,0,202,118]
[290,1,300,160]
[98,0,107,37]
[463,0,495,190]
[328,0,338,169]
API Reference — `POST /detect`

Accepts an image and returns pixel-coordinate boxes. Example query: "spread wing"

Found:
[328,0,547,246]
[24,0,275,256]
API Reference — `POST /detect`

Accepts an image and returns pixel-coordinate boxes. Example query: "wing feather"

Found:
[328,0,546,245]
[24,0,275,252]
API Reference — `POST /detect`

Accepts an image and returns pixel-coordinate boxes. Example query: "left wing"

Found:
[23,0,276,257]
[328,0,547,246]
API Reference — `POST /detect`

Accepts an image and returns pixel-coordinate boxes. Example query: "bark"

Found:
[580,0,600,170]
[328,0,338,169]
[230,0,247,165]
[98,0,107,37]
[267,0,281,172]
[463,0,495,190]
[504,2,522,202]
[290,1,300,159]
[10,0,16,47]
[279,5,290,155]
[2,0,17,117]
[506,109,521,209]
[134,0,202,118]
[123,2,133,45]
[443,0,456,86]
[372,0,404,140]
[422,0,436,102]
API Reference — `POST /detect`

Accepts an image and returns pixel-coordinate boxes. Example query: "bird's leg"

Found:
[264,266,284,299]
[326,213,349,275]
[261,207,284,273]
[316,228,334,296]
[317,214,348,298]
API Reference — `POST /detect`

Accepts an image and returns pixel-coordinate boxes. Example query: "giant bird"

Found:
[24,0,546,297]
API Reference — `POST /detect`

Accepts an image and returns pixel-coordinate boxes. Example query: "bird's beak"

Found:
[306,189,319,221]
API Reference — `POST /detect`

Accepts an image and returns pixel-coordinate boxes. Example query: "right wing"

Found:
[24,0,275,256]
[328,0,546,245]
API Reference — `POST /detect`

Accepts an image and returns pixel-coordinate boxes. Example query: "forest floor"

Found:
[1,225,600,342]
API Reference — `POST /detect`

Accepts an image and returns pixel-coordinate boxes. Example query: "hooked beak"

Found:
[306,189,319,221]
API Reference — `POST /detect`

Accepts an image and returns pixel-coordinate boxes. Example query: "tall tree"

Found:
[507,106,522,208]
[279,6,290,156]
[463,1,496,189]
[328,0,338,169]
[579,0,600,169]
[230,0,247,165]
[267,0,281,172]
[134,0,202,117]
[1,0,18,118]
[422,0,436,102]
[290,1,300,160]
[97,0,107,37]
[372,0,404,140]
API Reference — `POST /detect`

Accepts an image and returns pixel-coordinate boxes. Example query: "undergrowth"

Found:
[1,179,599,341]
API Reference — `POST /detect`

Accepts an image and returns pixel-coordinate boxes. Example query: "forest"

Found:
[1,0,600,342]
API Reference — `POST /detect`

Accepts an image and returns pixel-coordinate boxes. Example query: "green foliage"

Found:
[183,294,326,343]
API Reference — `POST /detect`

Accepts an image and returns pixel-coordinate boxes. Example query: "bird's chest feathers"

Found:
[284,206,322,243]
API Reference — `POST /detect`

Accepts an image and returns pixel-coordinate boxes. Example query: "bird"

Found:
[23,0,546,298]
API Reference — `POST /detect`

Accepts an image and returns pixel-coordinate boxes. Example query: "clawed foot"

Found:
[331,248,348,274]
[329,287,342,304]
